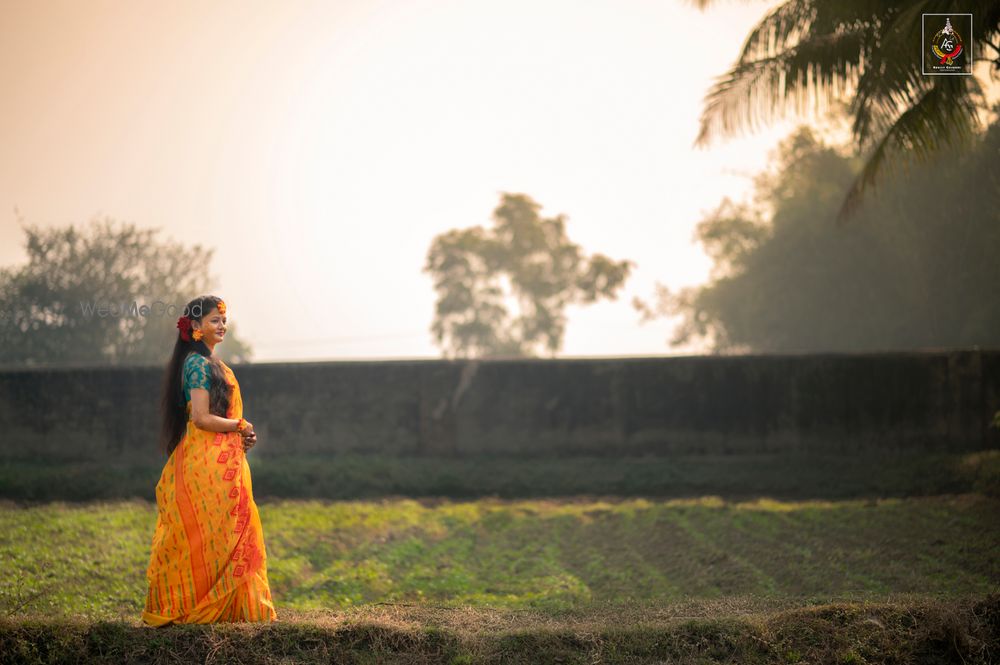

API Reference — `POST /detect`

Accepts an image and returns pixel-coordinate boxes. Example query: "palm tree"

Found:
[692,0,1000,222]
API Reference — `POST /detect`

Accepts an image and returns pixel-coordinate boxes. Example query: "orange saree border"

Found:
[174,438,211,603]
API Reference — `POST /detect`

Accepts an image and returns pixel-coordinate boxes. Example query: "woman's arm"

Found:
[189,388,251,434]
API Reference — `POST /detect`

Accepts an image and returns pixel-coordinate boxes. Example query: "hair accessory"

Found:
[192,328,204,342]
[217,300,227,316]
[176,316,193,342]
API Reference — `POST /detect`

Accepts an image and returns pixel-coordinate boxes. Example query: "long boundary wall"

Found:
[0,350,997,462]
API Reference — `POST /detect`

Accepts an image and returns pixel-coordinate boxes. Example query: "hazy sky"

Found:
[0,0,808,362]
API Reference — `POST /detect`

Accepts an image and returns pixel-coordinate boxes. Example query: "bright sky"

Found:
[0,0,806,362]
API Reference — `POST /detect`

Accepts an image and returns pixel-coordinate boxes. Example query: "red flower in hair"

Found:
[176,315,193,341]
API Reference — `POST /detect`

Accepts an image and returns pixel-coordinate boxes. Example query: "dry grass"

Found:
[2,593,997,664]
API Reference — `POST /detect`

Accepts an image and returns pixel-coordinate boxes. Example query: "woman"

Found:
[142,295,277,626]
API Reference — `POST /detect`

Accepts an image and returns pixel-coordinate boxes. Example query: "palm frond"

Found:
[696,29,867,146]
[733,0,816,62]
[848,1,933,148]
[836,75,984,224]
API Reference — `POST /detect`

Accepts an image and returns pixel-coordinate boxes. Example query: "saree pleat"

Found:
[142,360,277,626]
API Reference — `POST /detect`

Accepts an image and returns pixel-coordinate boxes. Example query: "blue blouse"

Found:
[182,352,211,403]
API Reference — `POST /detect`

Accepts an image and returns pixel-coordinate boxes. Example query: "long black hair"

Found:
[158,295,233,455]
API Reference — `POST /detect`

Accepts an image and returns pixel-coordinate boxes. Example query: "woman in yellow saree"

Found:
[143,295,277,626]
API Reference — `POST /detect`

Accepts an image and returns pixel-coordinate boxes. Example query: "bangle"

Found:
[236,417,248,434]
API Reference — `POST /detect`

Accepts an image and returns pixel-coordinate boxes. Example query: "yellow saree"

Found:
[142,358,277,626]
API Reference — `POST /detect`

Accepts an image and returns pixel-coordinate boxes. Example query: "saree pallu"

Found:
[142,362,277,626]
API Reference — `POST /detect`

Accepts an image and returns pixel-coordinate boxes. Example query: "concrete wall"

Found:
[0,350,997,462]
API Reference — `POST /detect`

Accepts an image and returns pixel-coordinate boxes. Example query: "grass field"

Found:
[2,493,997,619]
[2,451,998,663]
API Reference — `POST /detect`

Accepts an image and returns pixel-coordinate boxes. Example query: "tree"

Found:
[0,216,253,366]
[634,115,1000,352]
[423,192,635,358]
[692,0,1000,221]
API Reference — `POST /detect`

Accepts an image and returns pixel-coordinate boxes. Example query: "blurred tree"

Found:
[692,0,1000,221]
[633,115,1000,352]
[423,192,635,358]
[0,216,253,366]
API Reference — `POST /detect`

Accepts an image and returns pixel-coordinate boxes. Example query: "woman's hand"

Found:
[241,428,257,451]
